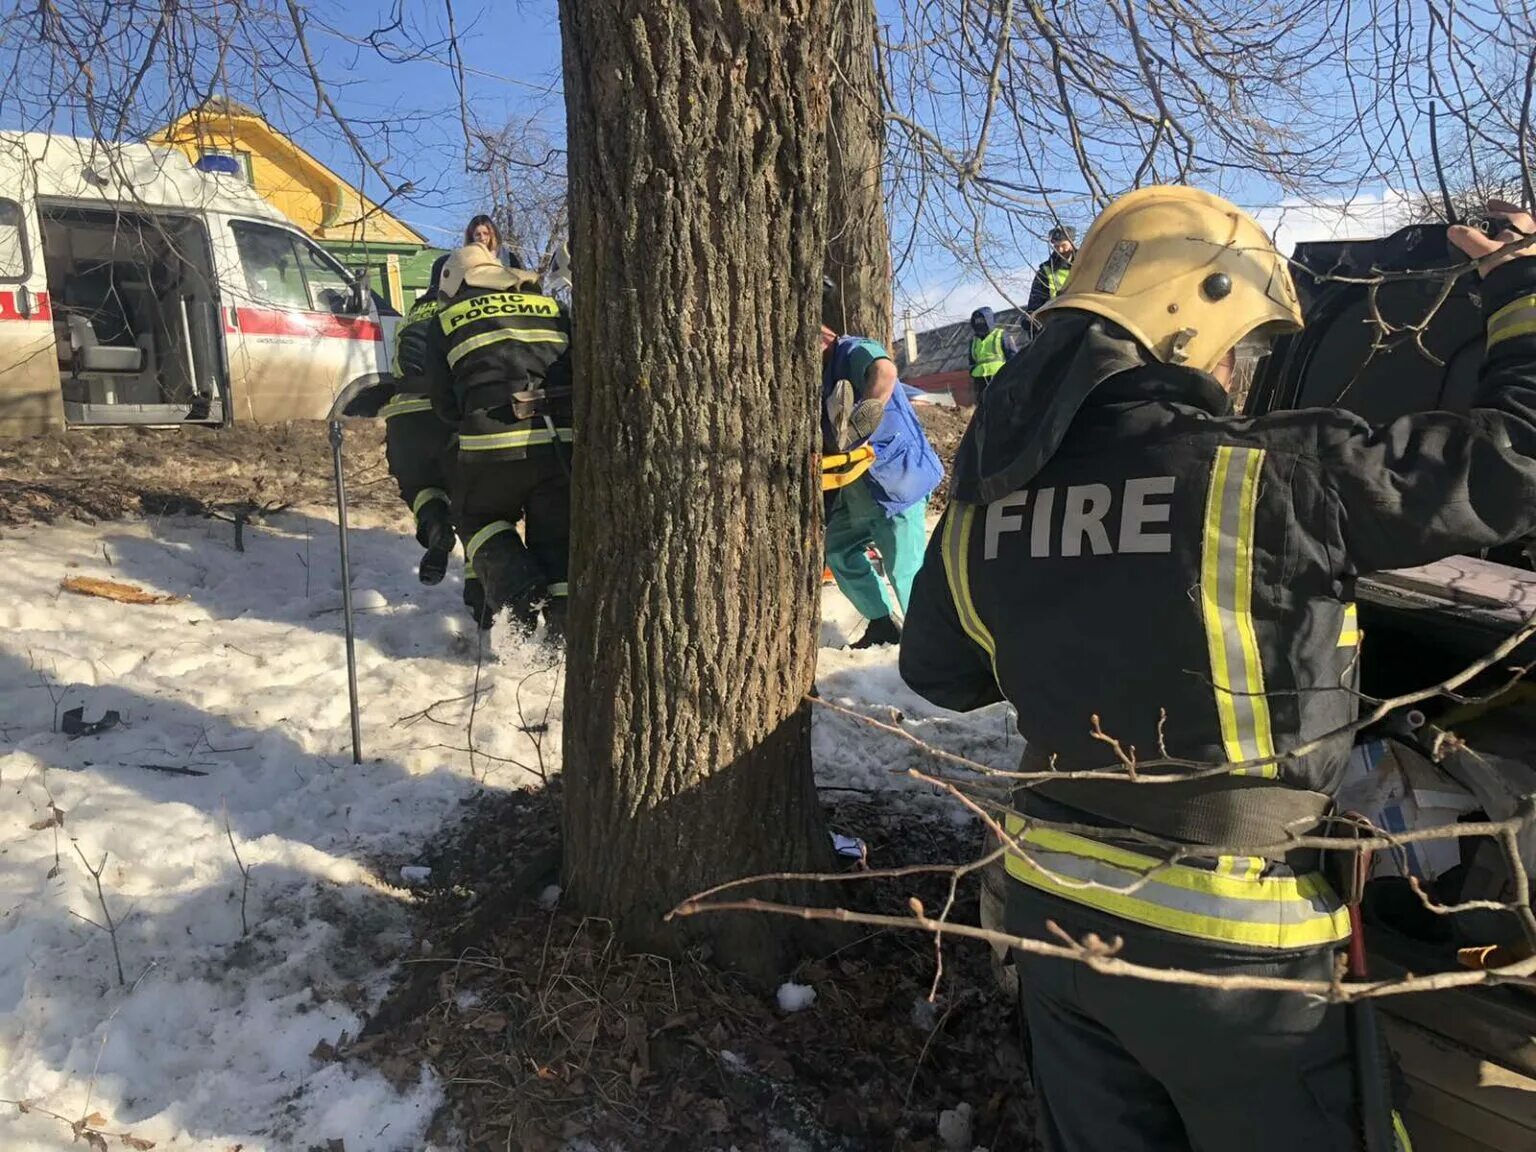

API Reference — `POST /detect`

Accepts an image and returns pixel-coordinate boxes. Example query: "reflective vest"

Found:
[1044,263,1071,298]
[970,328,1007,379]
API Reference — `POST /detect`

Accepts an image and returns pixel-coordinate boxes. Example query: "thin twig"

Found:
[224,803,251,938]
[71,843,125,987]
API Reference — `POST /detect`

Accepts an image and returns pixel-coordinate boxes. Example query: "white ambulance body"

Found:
[0,132,388,436]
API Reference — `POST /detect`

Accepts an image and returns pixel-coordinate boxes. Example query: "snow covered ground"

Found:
[0,506,1013,1151]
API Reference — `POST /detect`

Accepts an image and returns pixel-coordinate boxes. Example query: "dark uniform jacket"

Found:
[901,258,1536,950]
[904,258,1536,798]
[392,294,441,385]
[422,283,574,435]
[1026,252,1073,313]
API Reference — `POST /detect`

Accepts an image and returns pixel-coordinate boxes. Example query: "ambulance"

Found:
[0,131,388,436]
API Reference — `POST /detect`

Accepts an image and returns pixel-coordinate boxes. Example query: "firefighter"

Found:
[423,245,573,640]
[1025,224,1075,314]
[383,253,458,587]
[967,307,1020,406]
[900,187,1536,1151]
[821,315,943,649]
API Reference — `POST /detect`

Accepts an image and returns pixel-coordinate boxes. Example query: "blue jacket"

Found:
[823,335,943,517]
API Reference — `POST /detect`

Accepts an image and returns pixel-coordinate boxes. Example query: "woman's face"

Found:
[472,223,495,250]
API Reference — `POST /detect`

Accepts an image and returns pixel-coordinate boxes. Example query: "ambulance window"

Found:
[231,222,311,311]
[295,239,356,315]
[0,199,27,282]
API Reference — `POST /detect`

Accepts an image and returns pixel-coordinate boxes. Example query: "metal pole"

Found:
[330,417,363,764]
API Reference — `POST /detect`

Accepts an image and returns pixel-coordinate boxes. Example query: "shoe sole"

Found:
[849,398,885,443]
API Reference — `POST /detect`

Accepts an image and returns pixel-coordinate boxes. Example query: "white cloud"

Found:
[896,265,1037,330]
[897,190,1422,333]
[1250,189,1419,259]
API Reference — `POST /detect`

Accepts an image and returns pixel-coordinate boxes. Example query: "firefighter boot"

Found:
[850,615,902,650]
[416,501,456,586]
[473,534,545,636]
[463,572,494,632]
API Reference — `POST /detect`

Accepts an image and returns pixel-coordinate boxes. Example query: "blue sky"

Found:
[290,2,567,247]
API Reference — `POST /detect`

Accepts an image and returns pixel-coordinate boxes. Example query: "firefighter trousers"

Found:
[384,401,456,548]
[454,439,570,629]
[1007,882,1409,1152]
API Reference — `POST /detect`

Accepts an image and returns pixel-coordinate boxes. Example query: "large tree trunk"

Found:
[559,1,835,976]
[824,0,892,344]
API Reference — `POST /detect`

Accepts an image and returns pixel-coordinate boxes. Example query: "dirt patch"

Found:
[1,411,969,529]
[0,421,400,527]
[916,405,969,519]
[354,787,1037,1152]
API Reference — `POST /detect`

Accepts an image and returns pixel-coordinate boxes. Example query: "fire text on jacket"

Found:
[983,477,1176,559]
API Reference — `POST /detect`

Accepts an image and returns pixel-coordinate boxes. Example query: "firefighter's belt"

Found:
[822,445,875,491]
[1031,759,1331,861]
[510,385,573,421]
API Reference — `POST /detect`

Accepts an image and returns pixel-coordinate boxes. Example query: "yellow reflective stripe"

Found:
[940,506,999,670]
[1490,318,1536,346]
[446,327,568,368]
[1338,602,1360,647]
[821,445,875,491]
[1216,855,1265,881]
[547,582,569,597]
[411,487,449,516]
[382,394,435,419]
[1003,816,1351,949]
[1233,447,1274,764]
[465,520,517,566]
[1488,294,1536,348]
[460,427,574,452]
[1393,1111,1413,1152]
[1200,446,1277,776]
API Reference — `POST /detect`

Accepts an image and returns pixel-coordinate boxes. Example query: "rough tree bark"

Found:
[559,0,836,975]
[824,0,892,344]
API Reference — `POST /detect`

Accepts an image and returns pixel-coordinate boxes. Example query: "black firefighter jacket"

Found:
[901,258,1536,804]
[422,283,574,430]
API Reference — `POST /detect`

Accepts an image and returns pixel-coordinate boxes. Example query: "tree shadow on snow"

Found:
[95,507,480,656]
[0,847,442,1150]
[0,645,486,895]
[0,632,519,1147]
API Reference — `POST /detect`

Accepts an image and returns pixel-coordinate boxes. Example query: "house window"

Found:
[0,199,29,282]
[230,222,359,315]
[195,149,254,183]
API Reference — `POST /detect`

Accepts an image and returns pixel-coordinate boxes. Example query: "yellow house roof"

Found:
[151,99,427,248]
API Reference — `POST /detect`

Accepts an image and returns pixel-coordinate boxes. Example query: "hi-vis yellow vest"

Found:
[970,328,1007,379]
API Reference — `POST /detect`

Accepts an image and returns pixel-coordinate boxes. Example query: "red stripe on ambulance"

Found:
[0,290,53,321]
[233,307,381,342]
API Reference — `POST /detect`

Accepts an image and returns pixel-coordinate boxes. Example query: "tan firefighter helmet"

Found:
[1035,185,1303,374]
